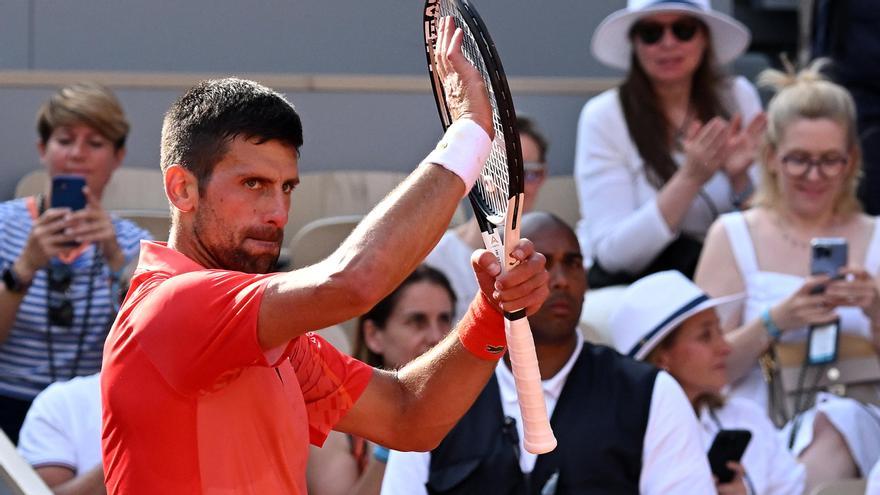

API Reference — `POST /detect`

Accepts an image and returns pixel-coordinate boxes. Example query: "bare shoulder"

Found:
[696,214,745,296]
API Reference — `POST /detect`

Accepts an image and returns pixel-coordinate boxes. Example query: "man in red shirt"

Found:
[101,20,549,494]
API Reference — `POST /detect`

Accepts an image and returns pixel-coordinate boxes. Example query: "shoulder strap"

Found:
[720,213,760,276]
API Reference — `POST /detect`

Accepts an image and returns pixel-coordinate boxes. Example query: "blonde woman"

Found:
[696,61,880,489]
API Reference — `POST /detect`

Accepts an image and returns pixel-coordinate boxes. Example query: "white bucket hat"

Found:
[609,270,743,360]
[591,0,751,70]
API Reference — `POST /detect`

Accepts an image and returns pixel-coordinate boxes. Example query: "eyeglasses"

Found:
[523,162,546,183]
[47,263,74,327]
[631,18,702,45]
[779,152,848,179]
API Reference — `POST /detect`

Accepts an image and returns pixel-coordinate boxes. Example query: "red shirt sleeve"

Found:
[288,333,374,445]
[134,270,280,396]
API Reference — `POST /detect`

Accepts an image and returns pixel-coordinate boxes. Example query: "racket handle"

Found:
[505,316,557,454]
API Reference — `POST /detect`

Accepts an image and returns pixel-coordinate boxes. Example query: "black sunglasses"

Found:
[47,263,74,327]
[631,18,702,45]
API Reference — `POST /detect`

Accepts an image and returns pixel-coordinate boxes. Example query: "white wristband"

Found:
[422,119,492,194]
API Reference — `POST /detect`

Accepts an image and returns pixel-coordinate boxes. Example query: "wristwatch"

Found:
[2,265,30,293]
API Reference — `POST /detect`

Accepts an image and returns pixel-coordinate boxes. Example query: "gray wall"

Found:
[0,0,736,200]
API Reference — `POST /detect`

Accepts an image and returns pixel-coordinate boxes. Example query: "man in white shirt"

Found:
[17,373,104,495]
[381,212,714,494]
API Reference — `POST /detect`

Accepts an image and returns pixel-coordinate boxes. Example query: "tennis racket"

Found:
[423,0,556,454]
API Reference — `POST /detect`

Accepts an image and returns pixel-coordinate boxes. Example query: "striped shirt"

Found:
[0,197,151,400]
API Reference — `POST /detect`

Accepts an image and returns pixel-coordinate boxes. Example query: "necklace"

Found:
[771,211,841,250]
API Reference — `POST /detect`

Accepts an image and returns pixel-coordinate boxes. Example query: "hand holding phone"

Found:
[810,238,848,293]
[708,429,751,484]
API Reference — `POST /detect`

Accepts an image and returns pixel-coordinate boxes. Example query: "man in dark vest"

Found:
[381,212,714,494]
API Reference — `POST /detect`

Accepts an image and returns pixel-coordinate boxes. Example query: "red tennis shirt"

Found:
[101,242,373,494]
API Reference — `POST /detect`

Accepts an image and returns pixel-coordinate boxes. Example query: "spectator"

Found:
[611,271,805,494]
[0,83,150,444]
[695,60,880,490]
[307,265,456,495]
[425,116,549,320]
[575,0,765,287]
[382,212,714,495]
[17,373,104,495]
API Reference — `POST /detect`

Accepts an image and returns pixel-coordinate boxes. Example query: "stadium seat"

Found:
[531,175,579,228]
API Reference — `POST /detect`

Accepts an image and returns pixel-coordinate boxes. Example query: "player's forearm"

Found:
[391,338,497,450]
[333,163,464,292]
[260,165,467,348]
[370,295,503,451]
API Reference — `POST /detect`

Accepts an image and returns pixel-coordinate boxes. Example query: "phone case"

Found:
[50,175,87,211]
[708,429,751,484]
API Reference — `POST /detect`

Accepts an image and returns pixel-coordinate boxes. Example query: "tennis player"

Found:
[100,20,548,494]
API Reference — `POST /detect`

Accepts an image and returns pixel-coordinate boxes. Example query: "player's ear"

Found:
[362,320,385,355]
[164,164,199,213]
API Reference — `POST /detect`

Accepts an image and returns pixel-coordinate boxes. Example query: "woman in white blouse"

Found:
[575,0,765,287]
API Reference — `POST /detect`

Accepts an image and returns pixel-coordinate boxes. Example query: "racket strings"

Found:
[441,4,510,219]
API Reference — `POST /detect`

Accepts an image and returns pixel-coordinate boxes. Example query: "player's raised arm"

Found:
[257,16,493,350]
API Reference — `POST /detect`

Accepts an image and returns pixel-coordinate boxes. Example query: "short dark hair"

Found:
[160,77,304,189]
[355,265,457,368]
[516,115,549,162]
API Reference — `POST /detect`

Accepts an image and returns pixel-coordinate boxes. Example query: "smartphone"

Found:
[50,175,87,211]
[707,429,751,484]
[807,318,840,365]
[810,238,848,294]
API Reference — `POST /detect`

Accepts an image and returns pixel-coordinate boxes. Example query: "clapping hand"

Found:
[721,113,767,181]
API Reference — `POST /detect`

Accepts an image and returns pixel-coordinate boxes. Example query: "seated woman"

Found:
[696,61,880,488]
[575,0,765,287]
[0,82,151,445]
[611,271,805,494]
[306,265,456,495]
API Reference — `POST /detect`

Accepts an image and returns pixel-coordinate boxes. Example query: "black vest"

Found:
[427,344,658,495]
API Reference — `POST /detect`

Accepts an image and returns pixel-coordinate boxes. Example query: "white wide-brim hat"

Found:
[591,0,751,70]
[609,270,744,360]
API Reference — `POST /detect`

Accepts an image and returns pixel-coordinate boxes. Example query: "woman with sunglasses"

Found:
[575,0,765,288]
[611,271,805,495]
[696,62,880,489]
[0,83,151,445]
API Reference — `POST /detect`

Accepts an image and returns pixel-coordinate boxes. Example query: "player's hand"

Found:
[66,187,125,270]
[471,238,548,315]
[433,16,494,139]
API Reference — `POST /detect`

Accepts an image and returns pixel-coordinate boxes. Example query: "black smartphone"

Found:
[50,175,87,211]
[810,238,848,294]
[807,318,840,366]
[707,429,751,484]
